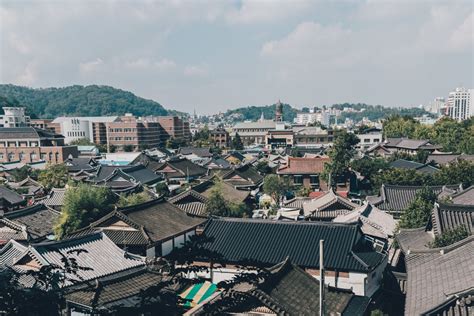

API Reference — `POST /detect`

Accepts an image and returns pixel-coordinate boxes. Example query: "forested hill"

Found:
[0,84,183,118]
[224,102,429,123]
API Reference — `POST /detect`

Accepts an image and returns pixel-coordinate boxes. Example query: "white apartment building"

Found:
[295,109,330,126]
[426,97,445,115]
[444,87,473,121]
[0,107,31,128]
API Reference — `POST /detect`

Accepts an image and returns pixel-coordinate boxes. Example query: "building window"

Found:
[19,152,25,161]
[310,175,319,186]
[30,153,37,161]
[8,153,15,161]
[293,175,303,185]
[40,153,46,160]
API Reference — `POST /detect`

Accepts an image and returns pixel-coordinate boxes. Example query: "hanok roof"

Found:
[450,186,474,205]
[396,227,434,253]
[334,203,397,239]
[9,232,145,287]
[385,138,439,150]
[404,236,474,316]
[0,239,27,267]
[193,179,249,205]
[283,197,313,209]
[7,177,43,196]
[178,147,213,158]
[201,218,386,272]
[65,157,98,172]
[168,190,209,217]
[0,186,25,205]
[302,190,358,219]
[368,184,463,214]
[4,204,60,240]
[220,164,263,188]
[155,158,207,179]
[0,218,28,244]
[192,258,370,316]
[427,153,474,166]
[0,127,64,140]
[277,156,330,175]
[389,159,439,174]
[107,165,161,186]
[71,199,205,246]
[431,202,474,235]
[38,188,67,208]
[65,266,164,310]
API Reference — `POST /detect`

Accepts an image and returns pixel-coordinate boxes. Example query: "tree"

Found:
[433,159,474,188]
[231,133,244,150]
[373,168,433,189]
[383,115,418,138]
[54,184,116,238]
[322,130,359,185]
[430,226,469,248]
[398,187,436,229]
[10,165,31,182]
[255,161,272,175]
[38,163,68,190]
[351,157,390,189]
[123,144,134,152]
[69,138,94,146]
[263,174,288,204]
[116,192,149,208]
[205,180,247,217]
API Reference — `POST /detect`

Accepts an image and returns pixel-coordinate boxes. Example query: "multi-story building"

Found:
[295,109,330,126]
[51,116,120,144]
[29,119,55,132]
[209,128,230,148]
[231,120,277,146]
[107,115,161,151]
[444,87,473,121]
[425,97,445,115]
[0,107,30,128]
[355,128,383,150]
[293,126,334,148]
[0,127,78,163]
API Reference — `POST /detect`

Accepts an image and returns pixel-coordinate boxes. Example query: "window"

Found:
[8,153,15,161]
[19,152,25,161]
[310,175,319,186]
[40,153,46,160]
[31,153,37,161]
[293,175,303,185]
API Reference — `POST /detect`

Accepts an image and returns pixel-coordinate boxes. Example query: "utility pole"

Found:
[319,239,325,316]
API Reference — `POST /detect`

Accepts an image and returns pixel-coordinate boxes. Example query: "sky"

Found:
[0,0,473,114]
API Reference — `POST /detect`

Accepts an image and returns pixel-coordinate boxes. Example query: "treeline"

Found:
[0,84,183,118]
[383,115,474,154]
[224,102,296,122]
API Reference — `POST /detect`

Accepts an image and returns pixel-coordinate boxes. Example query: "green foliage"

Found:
[166,138,188,149]
[432,159,474,188]
[370,310,385,316]
[373,168,432,189]
[54,184,116,238]
[224,102,296,122]
[430,226,469,248]
[123,144,134,152]
[255,161,272,175]
[323,130,359,183]
[116,192,149,208]
[383,115,419,138]
[155,182,170,197]
[263,174,289,203]
[296,186,312,197]
[38,163,69,190]
[0,84,176,118]
[399,187,436,229]
[351,157,390,185]
[69,138,94,146]
[231,133,244,150]
[9,165,31,182]
[205,180,248,217]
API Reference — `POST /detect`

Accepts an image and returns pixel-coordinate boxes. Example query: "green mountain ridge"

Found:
[0,84,185,118]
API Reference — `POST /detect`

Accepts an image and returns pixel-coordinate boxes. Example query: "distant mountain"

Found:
[0,84,185,118]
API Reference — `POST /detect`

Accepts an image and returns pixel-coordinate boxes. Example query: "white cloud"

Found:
[184,65,209,77]
[79,58,104,74]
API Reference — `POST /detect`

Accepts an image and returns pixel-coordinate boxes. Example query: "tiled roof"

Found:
[193,179,249,205]
[0,127,64,140]
[404,236,474,316]
[156,158,207,178]
[277,157,330,175]
[178,147,213,158]
[431,202,474,235]
[370,184,462,214]
[65,267,164,310]
[110,165,162,185]
[0,186,25,205]
[233,164,263,185]
[385,138,435,150]
[283,197,312,209]
[0,239,27,267]
[450,186,474,205]
[389,159,439,174]
[334,203,397,239]
[4,204,60,240]
[65,158,97,172]
[11,233,145,286]
[302,190,358,218]
[396,228,434,253]
[168,190,209,217]
[201,218,386,272]
[0,218,27,243]
[39,188,67,207]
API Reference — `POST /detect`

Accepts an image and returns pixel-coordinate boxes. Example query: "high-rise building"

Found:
[426,97,445,115]
[444,87,473,121]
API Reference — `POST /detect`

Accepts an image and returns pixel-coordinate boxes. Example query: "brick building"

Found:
[155,116,191,143]
[107,115,161,151]
[209,128,230,148]
[0,127,78,163]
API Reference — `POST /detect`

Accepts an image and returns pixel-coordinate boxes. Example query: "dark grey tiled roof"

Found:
[283,197,312,209]
[195,258,370,316]
[4,204,60,240]
[431,202,474,235]
[0,186,25,205]
[202,218,386,272]
[405,236,474,316]
[0,127,64,140]
[65,267,164,310]
[450,186,474,205]
[427,153,474,166]
[39,188,67,207]
[168,190,208,217]
[65,158,97,172]
[0,218,27,242]
[396,228,434,253]
[109,165,162,185]
[371,184,462,213]
[178,147,213,158]
[193,179,249,205]
[0,239,27,267]
[390,159,439,174]
[157,158,207,178]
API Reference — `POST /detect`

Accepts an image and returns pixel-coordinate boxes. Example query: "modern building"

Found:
[294,109,330,126]
[107,115,162,151]
[355,128,383,150]
[293,126,334,148]
[276,156,330,190]
[155,116,191,143]
[231,120,277,146]
[425,97,445,115]
[444,87,473,121]
[0,127,78,163]
[51,116,120,144]
[0,107,30,128]
[209,128,229,148]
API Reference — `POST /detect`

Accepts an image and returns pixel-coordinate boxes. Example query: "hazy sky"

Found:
[1,0,473,114]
